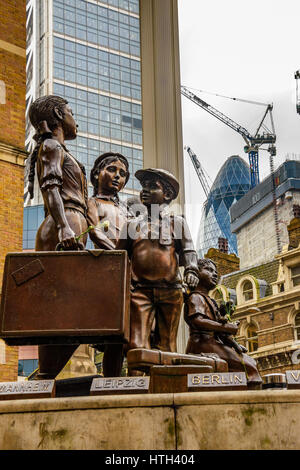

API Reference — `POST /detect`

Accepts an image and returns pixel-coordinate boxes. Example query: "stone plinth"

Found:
[0,390,300,449]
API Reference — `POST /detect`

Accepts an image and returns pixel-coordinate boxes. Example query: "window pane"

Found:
[292,266,300,276]
[247,325,258,352]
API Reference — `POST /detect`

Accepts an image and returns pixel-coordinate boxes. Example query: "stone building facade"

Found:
[231,160,300,269]
[209,217,300,376]
[0,0,27,381]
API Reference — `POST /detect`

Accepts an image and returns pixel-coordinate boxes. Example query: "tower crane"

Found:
[295,70,300,114]
[181,86,276,189]
[184,145,210,198]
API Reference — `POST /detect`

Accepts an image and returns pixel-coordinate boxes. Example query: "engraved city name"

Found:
[188,372,247,391]
[0,380,55,400]
[90,376,150,395]
[286,370,300,389]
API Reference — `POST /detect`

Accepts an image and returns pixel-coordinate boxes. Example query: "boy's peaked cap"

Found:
[135,168,179,200]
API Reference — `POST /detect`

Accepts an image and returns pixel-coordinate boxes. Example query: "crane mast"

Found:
[181,86,276,188]
[295,70,300,114]
[185,146,210,198]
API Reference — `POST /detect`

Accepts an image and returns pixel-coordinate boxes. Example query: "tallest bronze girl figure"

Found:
[28,95,89,379]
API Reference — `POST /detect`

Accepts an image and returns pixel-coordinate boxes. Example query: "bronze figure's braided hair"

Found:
[28,95,68,199]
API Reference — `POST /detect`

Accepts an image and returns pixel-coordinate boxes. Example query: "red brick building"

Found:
[0,0,27,382]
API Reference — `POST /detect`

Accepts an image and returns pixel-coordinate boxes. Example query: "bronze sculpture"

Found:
[116,168,199,356]
[184,258,262,387]
[29,95,88,252]
[28,95,89,380]
[87,152,132,376]
[87,152,132,249]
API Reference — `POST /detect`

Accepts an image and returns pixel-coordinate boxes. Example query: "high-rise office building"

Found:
[24,0,143,250]
[196,155,251,257]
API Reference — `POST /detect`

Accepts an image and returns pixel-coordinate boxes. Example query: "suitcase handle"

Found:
[55,241,85,252]
[55,225,98,251]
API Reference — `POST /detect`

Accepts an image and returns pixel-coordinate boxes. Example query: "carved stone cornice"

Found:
[0,141,28,167]
[257,351,293,372]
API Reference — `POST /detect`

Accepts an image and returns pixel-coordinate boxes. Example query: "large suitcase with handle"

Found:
[0,250,130,346]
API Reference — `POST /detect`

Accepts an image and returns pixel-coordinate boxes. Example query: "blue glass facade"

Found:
[23,205,45,250]
[197,155,251,256]
[18,359,39,377]
[52,0,143,191]
[24,0,142,249]
[53,81,143,193]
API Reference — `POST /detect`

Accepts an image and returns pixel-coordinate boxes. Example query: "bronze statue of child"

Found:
[87,152,133,249]
[87,152,133,376]
[28,95,89,380]
[184,258,262,387]
[116,168,199,355]
[28,95,89,252]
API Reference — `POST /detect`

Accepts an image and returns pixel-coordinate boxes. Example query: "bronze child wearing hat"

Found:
[116,168,199,356]
[184,258,262,387]
[88,152,131,250]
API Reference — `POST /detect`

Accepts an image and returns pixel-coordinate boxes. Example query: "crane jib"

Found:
[181,86,277,190]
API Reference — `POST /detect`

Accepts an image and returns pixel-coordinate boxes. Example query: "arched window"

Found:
[295,313,300,341]
[243,280,254,302]
[246,324,258,352]
[213,289,223,307]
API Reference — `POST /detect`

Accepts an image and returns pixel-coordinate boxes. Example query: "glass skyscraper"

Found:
[197,155,251,257]
[24,0,143,249]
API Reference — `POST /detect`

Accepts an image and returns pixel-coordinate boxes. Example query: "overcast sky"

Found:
[178,0,300,240]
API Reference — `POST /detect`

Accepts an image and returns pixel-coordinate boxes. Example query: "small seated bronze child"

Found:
[184,258,262,387]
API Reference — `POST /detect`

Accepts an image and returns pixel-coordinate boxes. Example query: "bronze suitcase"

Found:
[0,250,130,346]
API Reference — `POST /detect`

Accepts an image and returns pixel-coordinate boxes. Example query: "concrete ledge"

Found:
[0,392,174,414]
[174,389,300,405]
[0,390,299,449]
[174,390,300,450]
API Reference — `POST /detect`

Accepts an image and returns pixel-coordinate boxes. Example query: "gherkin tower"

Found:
[197,155,251,256]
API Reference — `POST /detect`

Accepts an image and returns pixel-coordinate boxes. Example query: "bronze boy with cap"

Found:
[116,168,199,355]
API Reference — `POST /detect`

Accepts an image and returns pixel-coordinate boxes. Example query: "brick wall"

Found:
[0,160,24,280]
[205,247,240,278]
[0,0,26,382]
[0,1,26,150]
